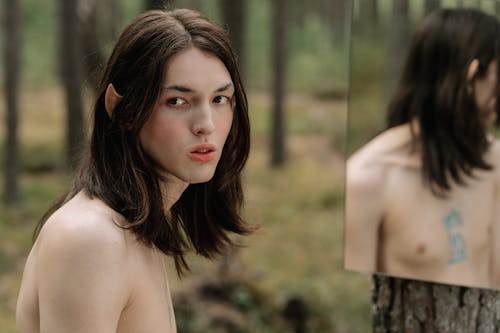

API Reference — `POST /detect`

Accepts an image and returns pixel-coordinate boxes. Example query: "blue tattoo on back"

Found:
[442,210,466,264]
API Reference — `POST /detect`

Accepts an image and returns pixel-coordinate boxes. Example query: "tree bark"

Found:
[3,0,21,203]
[220,0,245,79]
[270,0,287,167]
[59,0,85,171]
[373,275,500,332]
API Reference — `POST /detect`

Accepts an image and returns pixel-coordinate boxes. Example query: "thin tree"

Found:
[385,0,410,104]
[424,0,440,14]
[80,0,105,91]
[270,0,287,167]
[79,0,122,92]
[359,0,379,28]
[331,0,349,47]
[289,0,307,29]
[59,0,85,171]
[3,0,21,203]
[220,0,245,79]
[106,0,122,39]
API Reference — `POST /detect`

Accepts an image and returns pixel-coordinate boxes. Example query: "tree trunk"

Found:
[331,0,348,47]
[220,0,245,79]
[270,0,287,167]
[3,0,21,203]
[79,0,105,91]
[289,0,307,29]
[424,0,440,14]
[373,275,500,332]
[59,0,85,171]
[386,0,410,104]
[106,0,122,39]
[359,0,378,28]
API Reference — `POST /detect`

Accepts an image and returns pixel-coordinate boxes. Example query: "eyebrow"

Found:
[162,82,234,93]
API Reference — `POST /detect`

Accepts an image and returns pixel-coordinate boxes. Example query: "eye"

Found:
[166,97,188,108]
[213,96,231,105]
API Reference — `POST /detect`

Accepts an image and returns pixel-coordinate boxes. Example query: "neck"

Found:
[160,175,189,211]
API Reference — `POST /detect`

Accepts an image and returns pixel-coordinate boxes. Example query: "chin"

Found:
[185,171,217,184]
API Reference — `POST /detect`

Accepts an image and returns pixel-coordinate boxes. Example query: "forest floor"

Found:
[0,87,372,332]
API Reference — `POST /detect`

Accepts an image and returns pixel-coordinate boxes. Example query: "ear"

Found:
[104,83,123,118]
[467,59,480,82]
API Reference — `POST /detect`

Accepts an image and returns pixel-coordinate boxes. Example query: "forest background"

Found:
[2,0,497,332]
[0,0,355,332]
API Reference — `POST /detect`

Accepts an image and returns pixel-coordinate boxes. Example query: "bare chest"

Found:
[379,168,494,284]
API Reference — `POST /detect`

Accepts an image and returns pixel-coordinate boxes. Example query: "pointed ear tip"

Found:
[106,83,123,98]
[467,59,480,81]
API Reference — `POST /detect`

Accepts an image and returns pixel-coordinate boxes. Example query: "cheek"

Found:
[217,112,234,140]
[140,113,183,151]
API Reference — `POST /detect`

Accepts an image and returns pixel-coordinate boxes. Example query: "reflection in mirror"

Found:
[345,0,500,290]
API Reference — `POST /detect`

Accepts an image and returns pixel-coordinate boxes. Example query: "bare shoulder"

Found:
[348,125,412,188]
[37,191,129,258]
[33,191,132,331]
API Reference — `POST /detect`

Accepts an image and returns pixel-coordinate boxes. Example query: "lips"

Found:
[190,144,216,162]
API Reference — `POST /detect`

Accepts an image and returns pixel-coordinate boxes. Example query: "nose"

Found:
[191,102,215,136]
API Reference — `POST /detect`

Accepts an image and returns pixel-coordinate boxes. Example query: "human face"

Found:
[473,60,498,125]
[140,47,234,185]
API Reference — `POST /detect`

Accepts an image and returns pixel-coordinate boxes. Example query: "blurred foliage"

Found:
[0,0,347,98]
[0,0,362,331]
[348,0,500,156]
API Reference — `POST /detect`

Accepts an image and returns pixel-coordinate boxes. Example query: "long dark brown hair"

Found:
[35,9,253,275]
[387,8,500,196]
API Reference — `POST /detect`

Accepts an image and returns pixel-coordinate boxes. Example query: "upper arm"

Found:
[37,216,130,333]
[344,157,385,273]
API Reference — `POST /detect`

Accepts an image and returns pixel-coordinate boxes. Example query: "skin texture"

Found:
[140,47,234,208]
[16,47,234,333]
[345,123,500,289]
[345,60,500,289]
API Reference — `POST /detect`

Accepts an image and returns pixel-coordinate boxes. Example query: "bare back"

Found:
[16,191,177,333]
[345,123,499,288]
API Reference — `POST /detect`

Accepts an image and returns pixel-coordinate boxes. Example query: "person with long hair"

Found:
[16,8,253,332]
[345,8,499,288]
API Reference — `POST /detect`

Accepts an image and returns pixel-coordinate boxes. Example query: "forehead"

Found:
[163,47,232,88]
